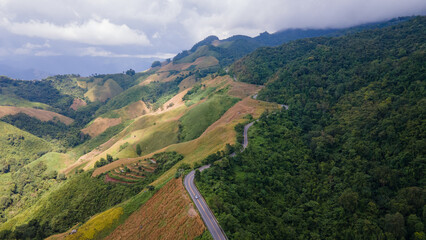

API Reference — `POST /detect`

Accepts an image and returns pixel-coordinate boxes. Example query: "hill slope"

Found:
[0,16,422,240]
[197,16,426,239]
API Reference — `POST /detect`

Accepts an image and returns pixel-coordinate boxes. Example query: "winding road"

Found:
[184,121,255,240]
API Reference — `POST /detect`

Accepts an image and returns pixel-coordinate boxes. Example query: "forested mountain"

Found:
[173,17,411,67]
[197,16,426,239]
[0,16,423,240]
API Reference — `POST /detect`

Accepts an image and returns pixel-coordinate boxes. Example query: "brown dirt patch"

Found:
[123,101,150,119]
[201,97,278,137]
[69,98,87,110]
[189,56,219,69]
[178,75,197,91]
[45,224,80,240]
[63,149,102,175]
[81,117,122,138]
[228,81,263,99]
[105,178,205,240]
[155,88,190,114]
[104,174,134,184]
[0,106,74,125]
[109,172,140,181]
[139,72,171,86]
[93,153,156,177]
[158,56,218,72]
[188,206,197,217]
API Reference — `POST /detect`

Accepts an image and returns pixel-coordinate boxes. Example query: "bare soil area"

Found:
[69,98,87,110]
[0,106,74,125]
[81,117,122,138]
[105,178,205,240]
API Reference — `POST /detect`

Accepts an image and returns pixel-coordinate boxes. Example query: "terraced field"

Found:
[106,159,156,184]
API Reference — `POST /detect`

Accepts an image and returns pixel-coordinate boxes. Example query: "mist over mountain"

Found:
[0,56,158,80]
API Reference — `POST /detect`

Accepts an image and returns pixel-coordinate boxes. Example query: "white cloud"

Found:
[0,0,424,62]
[79,47,174,59]
[34,50,60,56]
[0,18,150,46]
[14,41,51,55]
[79,47,112,57]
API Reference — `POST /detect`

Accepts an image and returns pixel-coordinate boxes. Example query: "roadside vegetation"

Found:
[0,16,422,240]
[197,16,426,239]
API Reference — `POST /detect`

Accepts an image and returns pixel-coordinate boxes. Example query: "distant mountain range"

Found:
[0,17,411,81]
[0,64,51,80]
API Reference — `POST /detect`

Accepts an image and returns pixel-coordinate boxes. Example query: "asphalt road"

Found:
[184,121,256,240]
[242,121,254,150]
[184,165,227,240]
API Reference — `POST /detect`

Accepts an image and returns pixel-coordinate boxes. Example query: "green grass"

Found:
[0,121,53,167]
[99,111,121,119]
[0,94,52,110]
[175,45,220,64]
[25,152,70,173]
[73,121,130,157]
[117,120,180,159]
[152,91,178,110]
[178,94,239,141]
[96,80,180,116]
[185,86,217,106]
[0,173,12,197]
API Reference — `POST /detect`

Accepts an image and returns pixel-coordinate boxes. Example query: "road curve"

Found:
[184,122,255,240]
[184,165,227,240]
[242,121,254,150]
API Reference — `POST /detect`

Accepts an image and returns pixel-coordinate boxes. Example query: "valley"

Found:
[0,16,424,240]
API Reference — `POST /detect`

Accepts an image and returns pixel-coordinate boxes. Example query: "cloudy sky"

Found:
[0,0,425,78]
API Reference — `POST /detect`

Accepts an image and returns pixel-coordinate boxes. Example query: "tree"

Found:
[339,189,359,212]
[106,154,113,163]
[384,212,405,239]
[58,173,67,181]
[151,61,161,68]
[136,144,142,156]
[125,69,135,76]
[147,185,155,191]
[195,169,201,181]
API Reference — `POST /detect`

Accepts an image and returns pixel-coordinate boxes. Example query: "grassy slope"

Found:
[82,107,185,170]
[0,121,52,164]
[0,95,52,110]
[0,71,270,238]
[84,79,123,102]
[72,97,276,238]
[179,94,240,141]
[25,152,73,174]
[0,55,272,238]
[93,97,279,184]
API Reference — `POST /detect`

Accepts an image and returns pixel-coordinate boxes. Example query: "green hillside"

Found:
[197,16,426,239]
[174,17,412,68]
[0,122,57,223]
[0,121,53,171]
[178,94,239,142]
[0,16,423,240]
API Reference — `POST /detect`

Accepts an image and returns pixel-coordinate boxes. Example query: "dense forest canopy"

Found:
[198,16,425,239]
